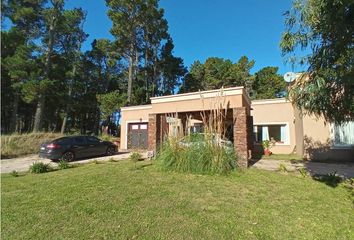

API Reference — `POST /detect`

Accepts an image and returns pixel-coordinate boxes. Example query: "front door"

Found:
[128,123,148,149]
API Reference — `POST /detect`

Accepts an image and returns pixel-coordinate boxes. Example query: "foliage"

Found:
[180,56,255,95]
[130,152,142,162]
[97,90,126,118]
[253,67,286,99]
[262,140,273,150]
[278,163,288,173]
[280,0,354,123]
[10,170,19,177]
[29,161,51,174]
[156,137,237,175]
[1,132,64,158]
[2,163,354,239]
[298,167,307,178]
[58,160,70,170]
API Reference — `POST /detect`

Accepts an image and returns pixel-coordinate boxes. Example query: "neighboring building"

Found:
[120,86,354,164]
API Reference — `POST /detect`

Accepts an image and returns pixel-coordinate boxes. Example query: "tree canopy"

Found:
[280,0,354,123]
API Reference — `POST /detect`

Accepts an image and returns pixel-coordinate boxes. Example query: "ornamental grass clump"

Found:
[156,88,237,175]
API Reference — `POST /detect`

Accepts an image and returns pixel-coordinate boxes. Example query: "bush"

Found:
[156,137,237,175]
[1,132,64,159]
[58,160,70,170]
[29,162,51,174]
[130,152,142,162]
[10,170,19,177]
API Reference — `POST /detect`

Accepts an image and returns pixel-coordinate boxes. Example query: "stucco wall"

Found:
[120,105,152,150]
[251,100,296,154]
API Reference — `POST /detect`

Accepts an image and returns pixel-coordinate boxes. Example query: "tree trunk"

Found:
[61,64,76,134]
[33,93,45,132]
[33,3,59,132]
[9,92,19,133]
[127,52,134,104]
[145,47,149,103]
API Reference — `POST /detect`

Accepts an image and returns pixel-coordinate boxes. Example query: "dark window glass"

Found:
[87,136,100,143]
[54,137,72,144]
[74,137,86,144]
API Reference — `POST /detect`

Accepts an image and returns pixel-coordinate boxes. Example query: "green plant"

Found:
[10,170,19,177]
[278,163,288,173]
[58,160,70,170]
[262,140,273,150]
[298,167,307,178]
[130,152,142,162]
[91,159,100,164]
[29,162,51,174]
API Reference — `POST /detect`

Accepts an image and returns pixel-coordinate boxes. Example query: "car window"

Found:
[73,137,86,144]
[86,136,100,143]
[54,137,72,144]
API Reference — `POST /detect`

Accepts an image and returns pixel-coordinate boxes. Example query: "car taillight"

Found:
[47,143,60,149]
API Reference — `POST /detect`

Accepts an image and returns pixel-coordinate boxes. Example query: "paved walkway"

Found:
[1,152,148,174]
[252,159,354,178]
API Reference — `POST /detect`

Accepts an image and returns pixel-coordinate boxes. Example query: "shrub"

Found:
[278,163,288,172]
[1,132,64,159]
[10,170,19,177]
[29,162,51,174]
[130,152,142,162]
[58,160,70,170]
[156,136,237,175]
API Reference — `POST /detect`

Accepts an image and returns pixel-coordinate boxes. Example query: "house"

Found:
[120,86,354,165]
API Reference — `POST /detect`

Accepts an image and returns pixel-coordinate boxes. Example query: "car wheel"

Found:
[61,151,75,162]
[106,146,115,156]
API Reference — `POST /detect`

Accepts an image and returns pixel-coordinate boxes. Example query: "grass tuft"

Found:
[58,160,71,170]
[29,162,51,174]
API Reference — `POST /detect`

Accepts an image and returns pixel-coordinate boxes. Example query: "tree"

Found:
[180,56,255,94]
[157,39,186,95]
[179,61,205,93]
[107,0,146,104]
[253,67,286,99]
[280,0,354,123]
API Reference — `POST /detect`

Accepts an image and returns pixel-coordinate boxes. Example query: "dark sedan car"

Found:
[39,135,117,161]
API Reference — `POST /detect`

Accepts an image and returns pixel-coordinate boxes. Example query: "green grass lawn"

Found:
[255,153,304,161]
[2,161,353,239]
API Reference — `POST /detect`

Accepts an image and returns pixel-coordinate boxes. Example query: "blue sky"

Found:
[65,0,306,74]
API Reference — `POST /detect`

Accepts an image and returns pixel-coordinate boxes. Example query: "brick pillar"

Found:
[148,114,157,151]
[233,107,252,168]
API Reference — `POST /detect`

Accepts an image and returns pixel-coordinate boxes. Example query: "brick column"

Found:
[233,107,252,168]
[148,114,157,151]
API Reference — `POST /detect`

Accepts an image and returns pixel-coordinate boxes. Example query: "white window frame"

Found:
[253,122,290,146]
[330,123,354,149]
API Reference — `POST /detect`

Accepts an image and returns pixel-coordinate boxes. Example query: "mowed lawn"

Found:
[1,161,353,239]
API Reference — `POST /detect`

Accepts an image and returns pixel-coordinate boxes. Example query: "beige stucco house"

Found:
[120,86,354,165]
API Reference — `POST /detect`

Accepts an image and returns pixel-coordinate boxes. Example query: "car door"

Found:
[86,136,106,156]
[72,136,90,158]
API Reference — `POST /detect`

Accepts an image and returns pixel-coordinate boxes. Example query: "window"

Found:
[87,136,100,144]
[74,137,86,144]
[54,137,72,144]
[333,121,354,147]
[254,124,288,144]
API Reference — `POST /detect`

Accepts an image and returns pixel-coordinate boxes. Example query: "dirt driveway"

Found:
[1,152,146,174]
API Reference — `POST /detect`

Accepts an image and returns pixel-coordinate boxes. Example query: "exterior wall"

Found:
[302,115,354,162]
[233,107,253,168]
[251,99,296,154]
[120,105,152,150]
[150,95,243,114]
